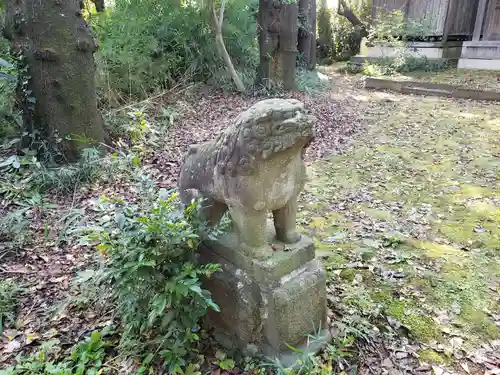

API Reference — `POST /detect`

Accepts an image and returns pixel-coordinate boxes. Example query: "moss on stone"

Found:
[417,349,448,365]
[413,241,464,259]
[324,252,347,267]
[339,268,357,282]
[371,288,392,303]
[460,306,500,340]
[357,204,394,221]
[309,216,327,230]
[385,300,439,342]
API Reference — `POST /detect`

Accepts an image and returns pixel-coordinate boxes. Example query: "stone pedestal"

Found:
[199,222,330,367]
[351,39,463,64]
[458,41,500,70]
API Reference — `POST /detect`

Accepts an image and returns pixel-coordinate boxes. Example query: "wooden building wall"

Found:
[447,0,479,37]
[484,0,500,40]
[373,0,479,37]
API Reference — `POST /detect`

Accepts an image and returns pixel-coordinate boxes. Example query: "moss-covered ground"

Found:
[395,68,500,93]
[298,84,500,372]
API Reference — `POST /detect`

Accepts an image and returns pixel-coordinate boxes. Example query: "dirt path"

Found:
[299,72,500,375]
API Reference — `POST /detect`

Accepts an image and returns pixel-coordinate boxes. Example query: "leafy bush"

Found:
[330,21,365,62]
[82,186,221,373]
[92,0,258,105]
[0,279,19,334]
[0,141,110,199]
[367,9,434,45]
[361,55,451,76]
[341,9,448,75]
[0,329,112,375]
[262,328,355,375]
[318,1,371,63]
[0,37,20,139]
[295,68,329,94]
[317,5,334,60]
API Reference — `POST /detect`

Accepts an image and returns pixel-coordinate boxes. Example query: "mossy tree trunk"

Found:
[256,0,298,91]
[4,0,105,162]
[337,0,368,38]
[308,0,317,69]
[317,0,333,58]
[91,0,105,12]
[298,0,316,70]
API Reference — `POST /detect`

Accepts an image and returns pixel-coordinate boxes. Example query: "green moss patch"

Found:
[417,349,449,365]
[300,89,499,356]
[384,300,439,342]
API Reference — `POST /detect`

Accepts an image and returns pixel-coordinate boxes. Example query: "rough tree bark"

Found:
[308,0,317,70]
[91,0,105,12]
[317,0,333,57]
[256,0,298,90]
[297,0,317,70]
[209,0,246,93]
[279,2,298,90]
[4,0,105,162]
[337,0,368,37]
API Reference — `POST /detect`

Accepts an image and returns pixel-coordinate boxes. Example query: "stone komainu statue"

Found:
[179,98,316,259]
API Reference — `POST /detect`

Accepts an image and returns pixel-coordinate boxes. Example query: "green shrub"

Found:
[367,9,434,45]
[330,21,365,62]
[82,186,221,373]
[0,329,112,375]
[0,37,20,139]
[318,1,371,63]
[0,279,19,334]
[92,0,258,105]
[0,140,112,200]
[362,55,451,76]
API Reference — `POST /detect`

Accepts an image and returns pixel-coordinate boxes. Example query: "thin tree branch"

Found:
[219,0,226,29]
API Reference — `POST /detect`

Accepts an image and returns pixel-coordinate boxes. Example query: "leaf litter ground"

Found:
[1,72,499,375]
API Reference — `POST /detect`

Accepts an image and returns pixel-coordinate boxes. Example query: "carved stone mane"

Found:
[179,98,316,260]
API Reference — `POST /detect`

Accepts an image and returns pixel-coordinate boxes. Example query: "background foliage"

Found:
[92,0,259,106]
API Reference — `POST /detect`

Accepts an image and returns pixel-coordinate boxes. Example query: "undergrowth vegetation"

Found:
[317,0,371,64]
[0,39,19,139]
[342,9,451,76]
[0,279,19,335]
[0,329,113,375]
[92,0,259,105]
[78,188,223,373]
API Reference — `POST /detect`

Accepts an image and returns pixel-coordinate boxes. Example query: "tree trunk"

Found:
[91,0,105,12]
[279,2,298,90]
[317,0,332,47]
[308,0,317,70]
[256,0,279,89]
[338,0,368,37]
[298,0,317,70]
[256,0,298,90]
[4,0,105,162]
[209,0,245,93]
[298,0,312,68]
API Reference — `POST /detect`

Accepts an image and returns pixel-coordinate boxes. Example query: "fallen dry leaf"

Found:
[4,339,21,354]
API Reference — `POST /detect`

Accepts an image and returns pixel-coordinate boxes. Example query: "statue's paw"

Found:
[240,243,272,260]
[282,231,301,244]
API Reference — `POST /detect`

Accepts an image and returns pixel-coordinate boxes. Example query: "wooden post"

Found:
[442,0,457,42]
[473,0,488,41]
[403,0,411,23]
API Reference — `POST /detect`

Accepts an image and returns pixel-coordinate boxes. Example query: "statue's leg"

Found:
[201,199,228,227]
[229,205,270,260]
[273,197,301,244]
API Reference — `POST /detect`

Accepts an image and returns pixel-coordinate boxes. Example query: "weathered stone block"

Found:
[199,222,330,366]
